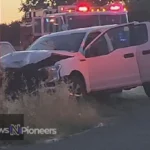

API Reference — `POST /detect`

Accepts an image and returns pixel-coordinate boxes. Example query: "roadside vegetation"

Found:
[0,79,148,147]
[0,82,100,145]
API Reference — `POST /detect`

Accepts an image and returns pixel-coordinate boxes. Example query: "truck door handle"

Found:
[142,50,150,55]
[124,53,134,58]
[80,59,86,61]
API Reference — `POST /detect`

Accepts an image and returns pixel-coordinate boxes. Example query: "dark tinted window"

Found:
[132,24,148,45]
[100,14,127,25]
[67,15,99,29]
[121,14,128,23]
[84,31,101,49]
[106,26,130,50]
[85,36,109,58]
[28,32,86,52]
[105,24,148,51]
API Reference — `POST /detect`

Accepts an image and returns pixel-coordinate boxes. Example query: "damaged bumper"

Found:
[0,50,73,98]
[4,63,61,98]
[38,64,62,91]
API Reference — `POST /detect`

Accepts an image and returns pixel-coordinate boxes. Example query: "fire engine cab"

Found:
[20,1,128,49]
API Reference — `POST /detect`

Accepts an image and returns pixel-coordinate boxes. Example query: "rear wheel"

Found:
[143,83,150,97]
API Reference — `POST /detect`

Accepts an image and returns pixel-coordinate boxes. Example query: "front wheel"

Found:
[68,75,87,101]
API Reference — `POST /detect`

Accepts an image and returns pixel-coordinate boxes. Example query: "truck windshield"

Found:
[27,32,86,52]
[67,14,127,29]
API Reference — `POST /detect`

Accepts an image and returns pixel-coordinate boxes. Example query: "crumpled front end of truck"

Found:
[0,50,74,100]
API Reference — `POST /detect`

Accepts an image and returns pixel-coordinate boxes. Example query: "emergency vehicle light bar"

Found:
[58,2,127,13]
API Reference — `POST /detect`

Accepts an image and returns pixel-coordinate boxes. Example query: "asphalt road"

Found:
[7,87,150,150]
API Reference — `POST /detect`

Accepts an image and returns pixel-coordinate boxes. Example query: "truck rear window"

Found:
[67,15,99,29]
[99,14,127,25]
[67,14,127,29]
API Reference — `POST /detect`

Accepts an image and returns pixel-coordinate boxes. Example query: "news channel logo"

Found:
[0,114,24,140]
[0,124,57,136]
[9,124,22,135]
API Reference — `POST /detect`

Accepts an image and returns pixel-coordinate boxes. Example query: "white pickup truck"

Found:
[1,22,150,99]
[54,21,150,98]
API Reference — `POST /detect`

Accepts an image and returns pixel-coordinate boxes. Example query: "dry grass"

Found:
[0,82,100,145]
[0,77,147,147]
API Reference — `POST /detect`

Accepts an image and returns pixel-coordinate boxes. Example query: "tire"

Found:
[68,75,87,101]
[143,83,150,97]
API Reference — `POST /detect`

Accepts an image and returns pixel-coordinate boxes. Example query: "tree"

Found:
[20,0,75,12]
[20,0,48,12]
[130,0,150,11]
[0,21,21,46]
[19,0,111,13]
[124,0,150,21]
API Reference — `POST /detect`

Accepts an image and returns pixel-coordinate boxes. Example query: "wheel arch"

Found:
[68,70,87,92]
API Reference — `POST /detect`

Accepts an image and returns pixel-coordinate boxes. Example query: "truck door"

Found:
[135,22,150,83]
[85,24,141,91]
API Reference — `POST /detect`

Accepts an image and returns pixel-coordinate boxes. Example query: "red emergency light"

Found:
[76,2,90,12]
[58,1,127,13]
[108,2,125,11]
[110,5,120,11]
[78,6,88,12]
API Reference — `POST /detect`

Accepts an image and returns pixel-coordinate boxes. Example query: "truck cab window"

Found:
[105,24,148,51]
[106,26,130,51]
[85,35,109,58]
[132,24,148,45]
[84,31,101,49]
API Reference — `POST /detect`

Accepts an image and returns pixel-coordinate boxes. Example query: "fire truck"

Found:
[20,1,128,49]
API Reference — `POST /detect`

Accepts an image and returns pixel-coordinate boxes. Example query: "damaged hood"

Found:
[0,50,74,69]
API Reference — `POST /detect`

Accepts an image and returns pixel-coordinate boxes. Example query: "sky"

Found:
[0,0,24,24]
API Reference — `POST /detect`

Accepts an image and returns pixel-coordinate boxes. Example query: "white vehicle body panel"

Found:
[58,52,91,92]
[87,46,141,91]
[136,22,150,83]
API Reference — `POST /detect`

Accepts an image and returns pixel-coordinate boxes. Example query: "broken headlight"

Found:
[38,64,61,82]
